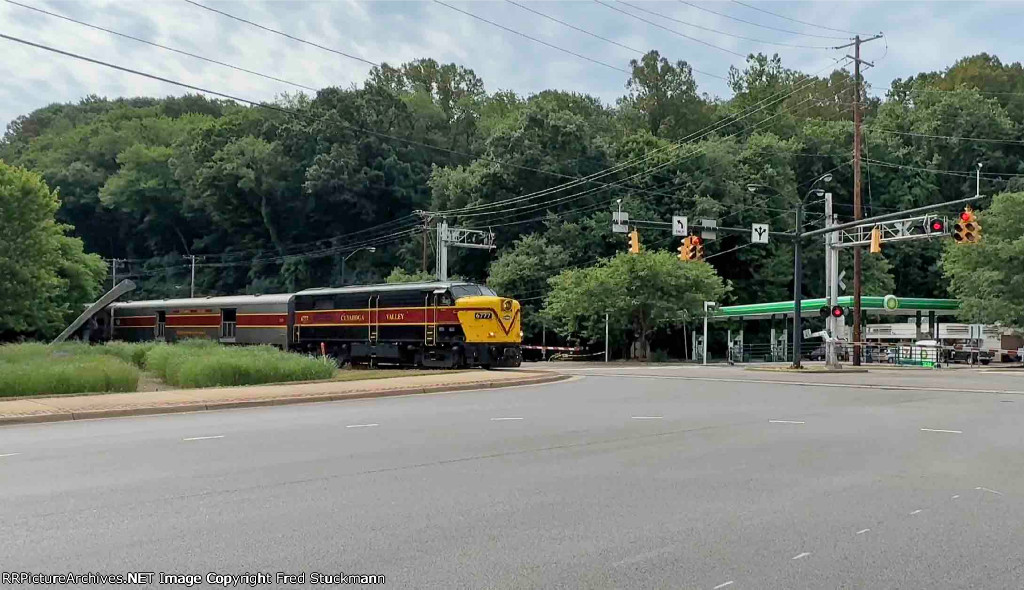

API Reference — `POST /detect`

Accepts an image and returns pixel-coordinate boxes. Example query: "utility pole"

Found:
[109,258,123,290]
[183,254,204,298]
[837,32,882,366]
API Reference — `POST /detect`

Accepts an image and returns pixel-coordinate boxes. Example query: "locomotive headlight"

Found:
[501,299,513,312]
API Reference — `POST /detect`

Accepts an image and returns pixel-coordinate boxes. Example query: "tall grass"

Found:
[0,343,139,397]
[146,343,336,388]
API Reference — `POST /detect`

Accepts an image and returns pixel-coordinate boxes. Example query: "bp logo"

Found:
[883,295,899,310]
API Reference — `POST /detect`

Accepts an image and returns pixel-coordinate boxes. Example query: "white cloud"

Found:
[2,0,1022,130]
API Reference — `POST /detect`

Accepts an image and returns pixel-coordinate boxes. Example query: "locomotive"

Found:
[101,281,522,368]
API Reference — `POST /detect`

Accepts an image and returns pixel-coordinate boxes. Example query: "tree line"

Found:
[2,51,1023,344]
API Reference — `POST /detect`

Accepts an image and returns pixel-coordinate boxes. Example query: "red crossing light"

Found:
[830,305,845,318]
[931,220,944,232]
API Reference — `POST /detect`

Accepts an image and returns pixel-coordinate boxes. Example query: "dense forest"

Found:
[2,51,1023,343]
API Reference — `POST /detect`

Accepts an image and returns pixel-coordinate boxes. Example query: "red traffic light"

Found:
[691,236,702,245]
[831,305,845,318]
[960,211,972,222]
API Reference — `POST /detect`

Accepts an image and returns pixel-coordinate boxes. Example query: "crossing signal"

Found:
[953,208,981,244]
[869,226,882,253]
[678,237,692,261]
[830,305,845,318]
[819,305,830,318]
[628,229,641,254]
[924,217,945,234]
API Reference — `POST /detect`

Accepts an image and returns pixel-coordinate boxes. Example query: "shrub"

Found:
[0,344,139,396]
[98,342,160,368]
[145,344,335,388]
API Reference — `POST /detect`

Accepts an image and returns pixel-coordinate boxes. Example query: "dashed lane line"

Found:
[490,417,524,421]
[631,416,664,420]
[920,428,962,434]
[182,435,224,441]
[0,453,20,458]
[976,486,1003,495]
[791,552,811,560]
[856,529,870,535]
[345,424,379,429]
[910,509,923,515]
[768,420,805,424]
[713,582,735,589]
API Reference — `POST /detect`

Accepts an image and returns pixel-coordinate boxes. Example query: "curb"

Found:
[745,367,870,374]
[0,373,570,426]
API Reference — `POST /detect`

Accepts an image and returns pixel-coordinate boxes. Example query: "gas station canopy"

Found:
[712,296,960,321]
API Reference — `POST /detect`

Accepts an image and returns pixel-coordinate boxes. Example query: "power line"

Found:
[4,0,318,92]
[504,0,727,80]
[676,1,848,41]
[730,0,864,37]
[433,0,629,74]
[183,0,378,68]
[864,126,1024,146]
[593,0,746,59]
[617,0,834,49]
[864,158,1024,179]
[874,86,1024,98]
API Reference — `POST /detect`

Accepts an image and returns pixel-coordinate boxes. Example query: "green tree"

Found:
[0,161,106,339]
[487,235,571,338]
[542,252,726,358]
[386,268,436,283]
[943,193,1024,328]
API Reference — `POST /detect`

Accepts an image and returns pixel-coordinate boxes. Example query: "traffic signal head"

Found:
[691,236,704,260]
[831,305,845,318]
[628,229,640,254]
[869,226,882,254]
[953,208,981,244]
[819,305,830,318]
[678,237,691,261]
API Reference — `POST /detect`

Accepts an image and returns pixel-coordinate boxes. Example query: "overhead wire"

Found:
[3,0,318,91]
[433,0,629,74]
[503,0,727,80]
[593,0,747,59]
[182,0,378,67]
[617,0,836,49]
[675,1,848,41]
[730,0,865,37]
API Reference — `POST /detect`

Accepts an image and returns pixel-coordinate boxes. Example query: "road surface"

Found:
[2,364,1023,588]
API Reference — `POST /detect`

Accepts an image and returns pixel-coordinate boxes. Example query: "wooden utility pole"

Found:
[839,32,882,365]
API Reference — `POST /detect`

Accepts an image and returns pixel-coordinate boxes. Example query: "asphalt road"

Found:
[2,366,1024,589]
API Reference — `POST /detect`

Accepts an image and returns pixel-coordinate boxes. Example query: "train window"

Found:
[450,285,491,299]
[221,308,237,322]
[378,290,430,307]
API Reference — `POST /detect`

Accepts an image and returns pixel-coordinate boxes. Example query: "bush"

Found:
[145,344,336,388]
[648,349,672,363]
[0,343,139,396]
[97,342,160,368]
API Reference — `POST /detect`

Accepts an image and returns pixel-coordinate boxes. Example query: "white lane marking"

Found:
[952,495,960,499]
[632,416,663,420]
[769,420,805,424]
[910,509,923,515]
[714,582,735,589]
[182,435,224,441]
[346,423,379,428]
[920,428,962,434]
[856,529,870,535]
[791,552,811,560]
[976,486,1003,495]
[490,417,524,421]
[0,453,20,458]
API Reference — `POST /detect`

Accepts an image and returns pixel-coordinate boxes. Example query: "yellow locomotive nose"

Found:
[454,295,522,344]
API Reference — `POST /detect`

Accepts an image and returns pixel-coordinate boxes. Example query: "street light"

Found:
[748,173,832,368]
[340,246,376,285]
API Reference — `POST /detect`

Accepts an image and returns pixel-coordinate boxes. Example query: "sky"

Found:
[1,0,1023,131]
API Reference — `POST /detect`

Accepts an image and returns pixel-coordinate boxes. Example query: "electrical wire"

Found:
[183,0,377,67]
[863,158,1024,179]
[503,0,727,80]
[617,0,836,49]
[730,0,864,37]
[594,0,747,59]
[863,126,1024,146]
[676,1,848,41]
[4,0,318,91]
[433,0,629,73]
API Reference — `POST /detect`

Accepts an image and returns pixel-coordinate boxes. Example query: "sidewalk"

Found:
[0,370,567,426]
